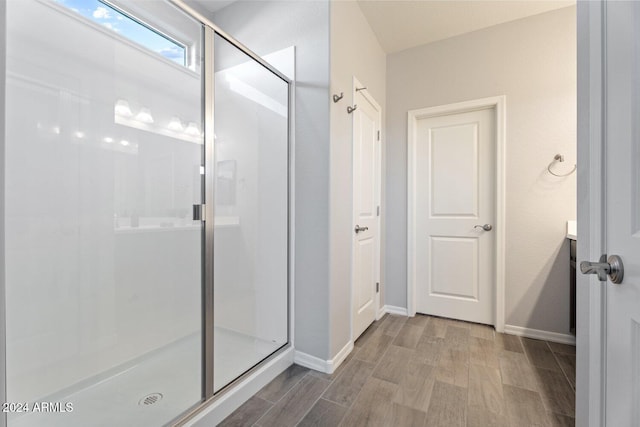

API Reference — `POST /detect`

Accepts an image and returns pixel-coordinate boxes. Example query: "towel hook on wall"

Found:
[333,92,344,103]
[547,153,576,177]
[347,105,358,114]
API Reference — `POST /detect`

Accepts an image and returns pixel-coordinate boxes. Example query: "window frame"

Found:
[53,0,191,68]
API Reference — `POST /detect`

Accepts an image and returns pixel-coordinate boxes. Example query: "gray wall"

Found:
[329,0,386,356]
[212,1,332,358]
[386,6,577,334]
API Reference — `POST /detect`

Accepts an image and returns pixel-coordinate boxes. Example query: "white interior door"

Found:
[415,107,495,325]
[352,82,381,341]
[597,2,640,425]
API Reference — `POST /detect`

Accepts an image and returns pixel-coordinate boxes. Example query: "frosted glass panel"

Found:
[4,1,203,425]
[213,34,289,392]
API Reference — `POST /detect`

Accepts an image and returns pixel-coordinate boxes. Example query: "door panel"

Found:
[416,108,495,324]
[356,236,375,313]
[357,112,376,216]
[431,123,479,217]
[603,2,640,424]
[430,237,479,300]
[352,87,381,340]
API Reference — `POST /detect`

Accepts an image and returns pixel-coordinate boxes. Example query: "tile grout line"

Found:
[542,341,577,422]
[291,375,333,427]
[335,321,393,427]
[247,397,276,427]
[365,317,409,423]
[311,315,397,420]
[465,347,471,427]
[546,341,576,393]
[254,367,308,406]
[286,364,347,427]
[253,347,362,427]
[518,336,534,367]
[335,320,402,422]
[492,328,508,424]
[251,369,313,427]
[252,397,273,427]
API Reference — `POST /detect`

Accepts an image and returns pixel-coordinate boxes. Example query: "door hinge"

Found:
[376,282,380,293]
[377,206,380,217]
[377,130,380,141]
[193,204,206,221]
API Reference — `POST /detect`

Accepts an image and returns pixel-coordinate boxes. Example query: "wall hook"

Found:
[332,92,344,103]
[355,87,367,92]
[347,105,358,114]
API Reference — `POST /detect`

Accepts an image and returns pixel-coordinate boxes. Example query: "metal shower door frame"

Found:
[168,0,293,423]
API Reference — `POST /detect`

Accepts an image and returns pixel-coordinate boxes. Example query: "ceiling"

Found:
[356,0,575,54]
[190,0,237,14]
[190,0,575,54]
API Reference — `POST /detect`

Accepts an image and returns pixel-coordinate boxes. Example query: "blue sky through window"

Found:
[56,0,186,65]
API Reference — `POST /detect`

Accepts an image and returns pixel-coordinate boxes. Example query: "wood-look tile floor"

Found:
[219,314,576,427]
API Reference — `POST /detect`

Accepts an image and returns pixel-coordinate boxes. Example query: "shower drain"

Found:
[138,393,163,406]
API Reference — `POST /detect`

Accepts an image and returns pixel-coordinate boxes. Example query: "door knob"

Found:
[580,254,624,284]
[354,225,369,234]
[474,224,492,231]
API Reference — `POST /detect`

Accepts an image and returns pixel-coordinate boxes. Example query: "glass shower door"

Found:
[4,1,204,425]
[212,33,289,392]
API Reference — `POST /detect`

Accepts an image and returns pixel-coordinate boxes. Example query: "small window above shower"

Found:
[53,0,188,66]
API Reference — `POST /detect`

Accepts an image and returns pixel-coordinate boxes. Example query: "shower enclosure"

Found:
[2,0,290,425]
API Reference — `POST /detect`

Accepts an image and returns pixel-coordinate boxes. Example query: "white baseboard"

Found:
[294,350,327,373]
[328,340,353,373]
[294,340,354,374]
[187,347,293,426]
[504,324,576,345]
[384,305,409,316]
[377,305,386,320]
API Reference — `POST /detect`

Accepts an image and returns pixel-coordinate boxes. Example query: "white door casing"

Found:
[408,97,506,331]
[352,77,381,341]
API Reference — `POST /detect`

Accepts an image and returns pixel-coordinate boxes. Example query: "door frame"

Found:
[351,76,383,344]
[576,1,606,426]
[0,2,6,427]
[407,95,506,332]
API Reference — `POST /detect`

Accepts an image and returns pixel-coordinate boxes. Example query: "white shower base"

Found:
[214,327,284,392]
[9,328,283,427]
